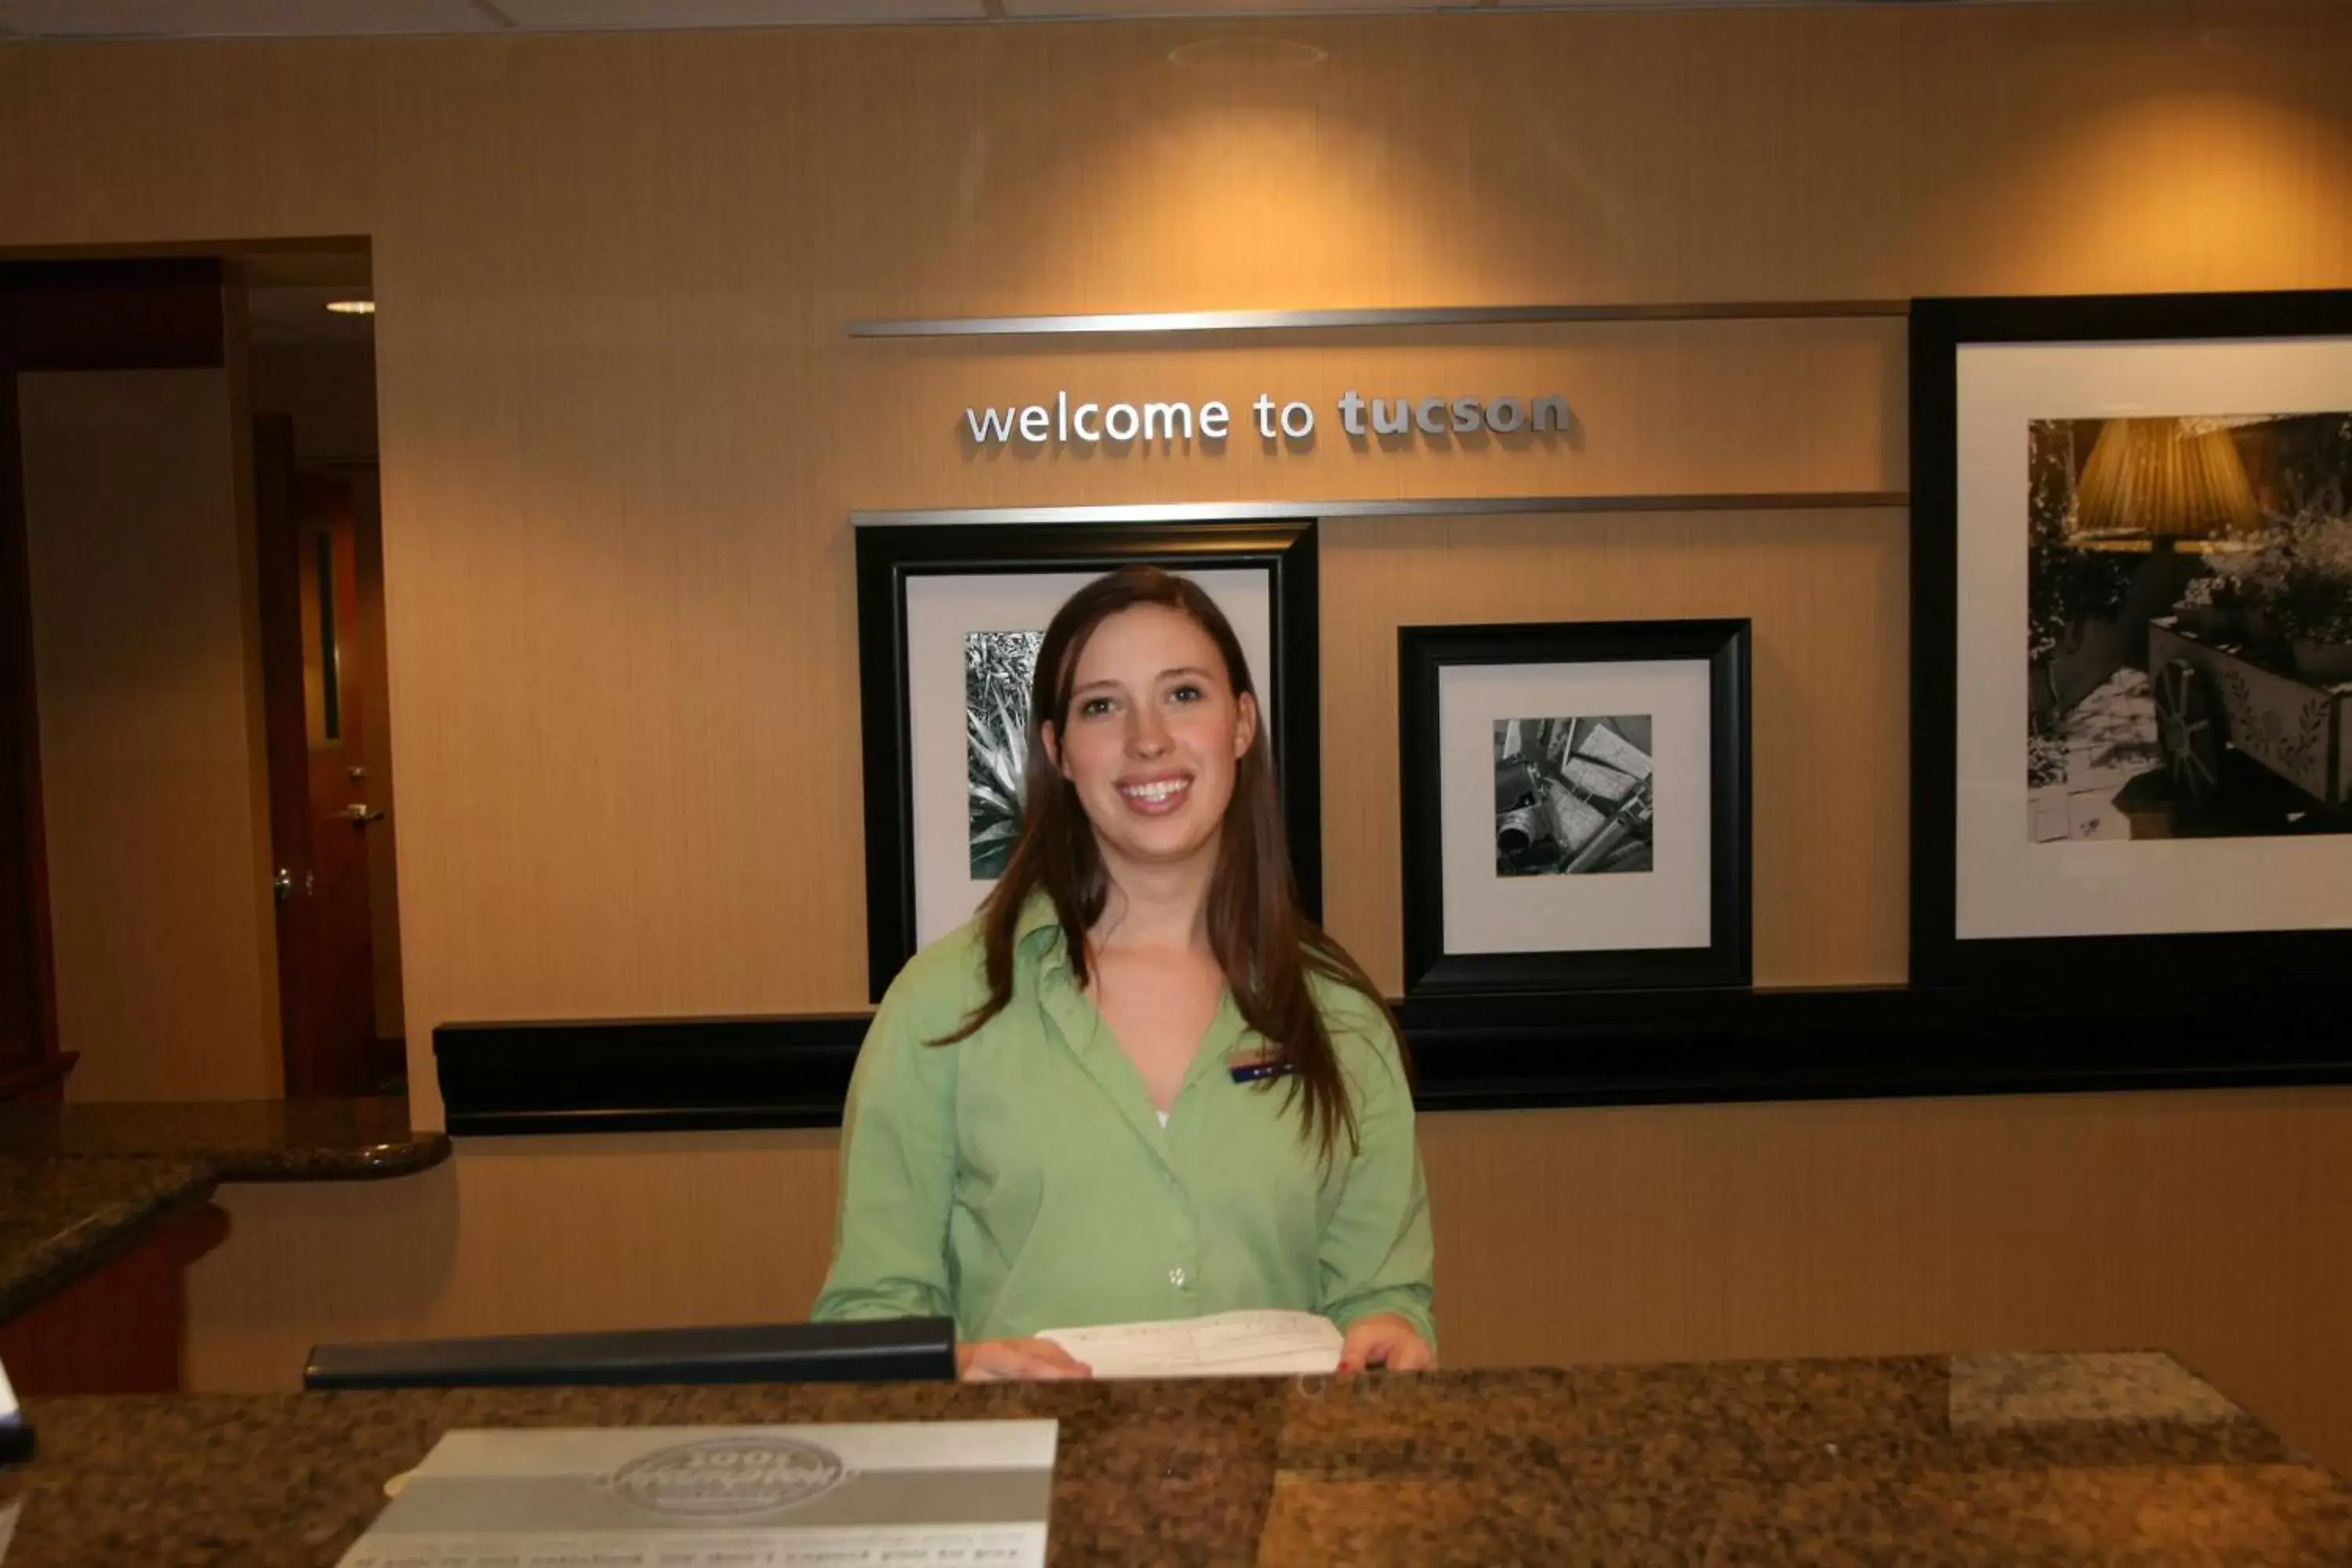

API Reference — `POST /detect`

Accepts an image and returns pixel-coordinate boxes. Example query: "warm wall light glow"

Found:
[325,299,376,315]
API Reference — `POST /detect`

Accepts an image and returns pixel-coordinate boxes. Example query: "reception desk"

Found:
[0,1100,449,1396]
[3,1352,2347,1563]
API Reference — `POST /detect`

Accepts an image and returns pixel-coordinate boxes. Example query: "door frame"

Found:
[252,410,327,1095]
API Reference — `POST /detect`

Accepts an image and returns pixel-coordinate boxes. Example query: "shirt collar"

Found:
[1014,890,1071,977]
[1014,887,1252,1049]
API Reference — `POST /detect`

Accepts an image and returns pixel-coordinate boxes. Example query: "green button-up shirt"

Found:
[811,896,1436,1348]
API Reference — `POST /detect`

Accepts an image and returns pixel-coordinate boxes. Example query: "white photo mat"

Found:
[905,568,1275,947]
[1436,659,1713,956]
[1954,336,2352,941]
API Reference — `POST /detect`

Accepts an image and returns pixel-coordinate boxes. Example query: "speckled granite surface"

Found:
[0,1100,445,1324]
[1,1355,2345,1565]
[0,1156,216,1323]
[0,1098,448,1182]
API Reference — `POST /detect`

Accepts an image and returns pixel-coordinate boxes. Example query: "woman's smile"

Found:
[1116,771,1194,815]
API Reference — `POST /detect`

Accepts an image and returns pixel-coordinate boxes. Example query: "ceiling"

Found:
[0,0,2085,42]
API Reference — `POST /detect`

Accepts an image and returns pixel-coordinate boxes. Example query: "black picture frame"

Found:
[1911,290,2352,993]
[855,519,1320,1001]
[1398,619,1751,997]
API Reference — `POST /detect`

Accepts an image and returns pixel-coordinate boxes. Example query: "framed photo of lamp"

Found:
[855,519,1320,1001]
[1398,619,1751,997]
[1912,290,2352,992]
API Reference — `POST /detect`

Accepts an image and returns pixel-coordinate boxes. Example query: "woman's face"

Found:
[1044,602,1258,878]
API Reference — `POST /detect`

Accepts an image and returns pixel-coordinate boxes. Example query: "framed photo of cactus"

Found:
[1912,290,2352,990]
[854,519,1319,1000]
[1397,619,1751,997]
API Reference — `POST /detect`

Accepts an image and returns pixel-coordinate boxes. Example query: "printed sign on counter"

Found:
[338,1420,1058,1568]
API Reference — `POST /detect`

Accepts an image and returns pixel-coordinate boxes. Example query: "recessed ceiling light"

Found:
[325,299,376,315]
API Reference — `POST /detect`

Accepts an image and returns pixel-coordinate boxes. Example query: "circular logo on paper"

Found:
[608,1436,849,1517]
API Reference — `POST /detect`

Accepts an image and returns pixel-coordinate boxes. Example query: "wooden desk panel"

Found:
[0,1200,227,1396]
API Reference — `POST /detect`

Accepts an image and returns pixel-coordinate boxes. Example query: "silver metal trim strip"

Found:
[848,301,1910,339]
[850,491,1907,526]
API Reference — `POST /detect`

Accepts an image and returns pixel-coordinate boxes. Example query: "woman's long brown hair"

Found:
[935,565,1400,1163]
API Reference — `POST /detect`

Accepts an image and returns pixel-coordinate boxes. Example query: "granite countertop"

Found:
[0,1156,216,1323]
[0,1099,448,1324]
[0,1098,449,1182]
[2,1352,2346,1564]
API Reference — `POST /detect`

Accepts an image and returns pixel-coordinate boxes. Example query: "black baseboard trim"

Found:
[435,1014,869,1137]
[434,983,2352,1138]
[1396,985,2352,1112]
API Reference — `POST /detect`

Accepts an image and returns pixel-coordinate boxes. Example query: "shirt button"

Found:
[1168,1267,1188,1287]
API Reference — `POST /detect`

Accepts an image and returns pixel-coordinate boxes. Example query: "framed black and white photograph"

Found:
[855,520,1319,1000]
[1399,619,1751,997]
[1912,291,2352,990]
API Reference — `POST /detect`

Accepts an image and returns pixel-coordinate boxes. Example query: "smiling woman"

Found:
[1044,602,1256,877]
[817,566,1437,1383]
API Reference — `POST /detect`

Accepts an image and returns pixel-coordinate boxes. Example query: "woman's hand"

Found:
[1338,1313,1435,1374]
[956,1338,1094,1381]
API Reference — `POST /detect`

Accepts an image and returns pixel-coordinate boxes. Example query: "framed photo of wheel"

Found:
[1396,618,1751,997]
[1911,290,2352,993]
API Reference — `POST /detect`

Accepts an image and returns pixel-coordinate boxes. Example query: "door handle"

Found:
[343,804,386,825]
[274,867,293,903]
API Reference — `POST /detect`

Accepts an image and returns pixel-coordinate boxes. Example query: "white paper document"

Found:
[1040,1308,1343,1378]
[338,1420,1057,1568]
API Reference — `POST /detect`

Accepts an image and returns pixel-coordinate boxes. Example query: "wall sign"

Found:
[962,389,1571,449]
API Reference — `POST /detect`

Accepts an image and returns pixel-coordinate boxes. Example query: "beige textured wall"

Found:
[17,370,281,1102]
[4,0,2351,1470]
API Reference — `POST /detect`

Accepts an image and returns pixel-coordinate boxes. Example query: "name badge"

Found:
[1229,1051,1294,1085]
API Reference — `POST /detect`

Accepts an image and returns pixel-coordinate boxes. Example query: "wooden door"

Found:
[255,418,387,1096]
